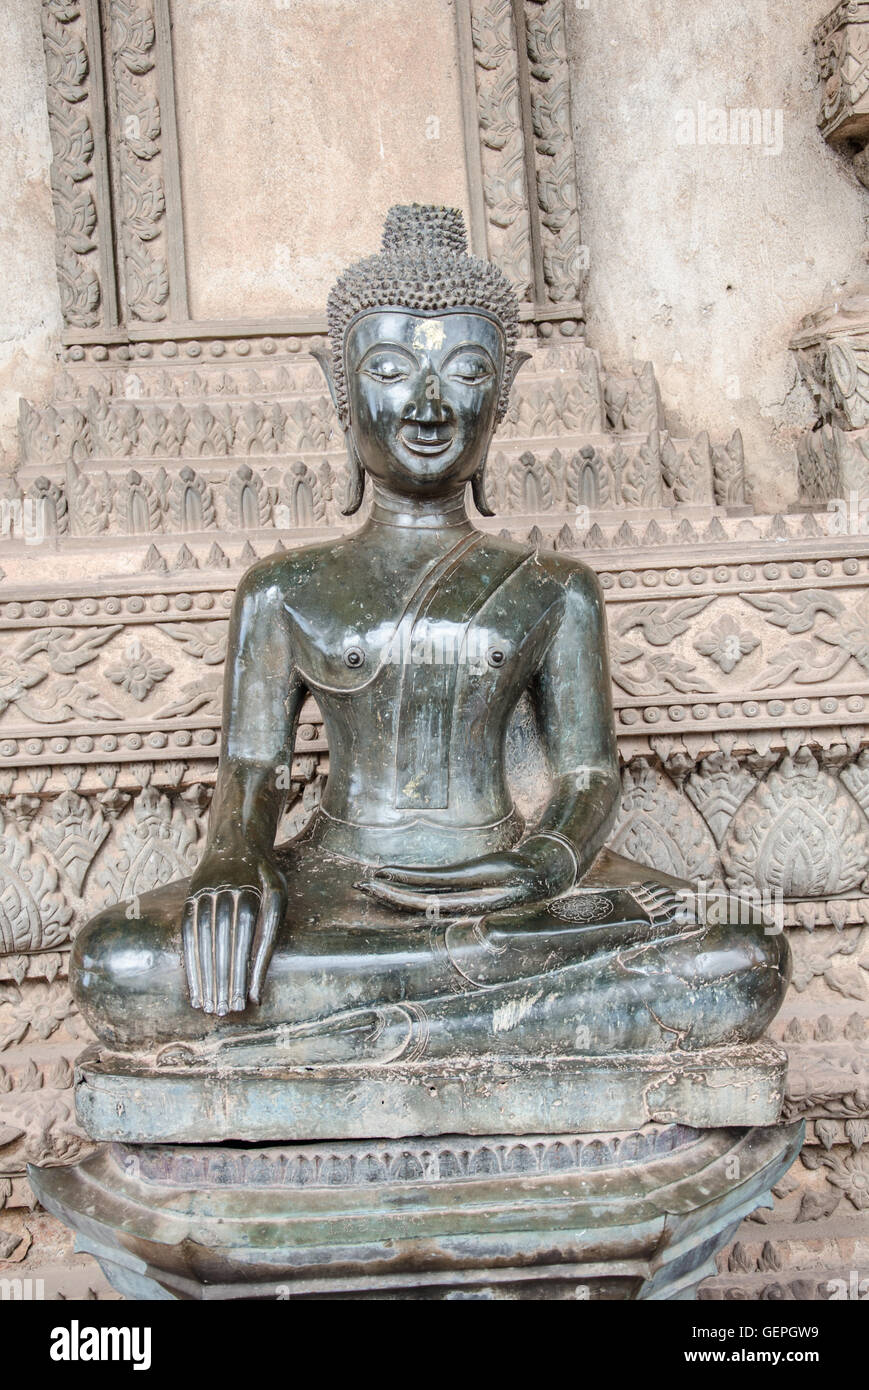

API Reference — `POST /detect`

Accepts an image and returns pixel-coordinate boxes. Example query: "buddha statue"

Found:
[71,205,790,1069]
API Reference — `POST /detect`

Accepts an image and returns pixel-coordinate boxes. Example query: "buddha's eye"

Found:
[361,354,411,383]
[446,354,494,385]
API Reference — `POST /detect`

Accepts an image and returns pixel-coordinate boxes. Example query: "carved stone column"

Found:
[816,0,869,187]
[458,0,585,335]
[40,0,118,330]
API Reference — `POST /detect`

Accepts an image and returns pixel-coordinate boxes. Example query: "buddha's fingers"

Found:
[197,893,217,1014]
[372,856,517,892]
[214,890,238,1016]
[229,891,260,1013]
[181,899,202,1009]
[360,879,528,915]
[249,871,286,1005]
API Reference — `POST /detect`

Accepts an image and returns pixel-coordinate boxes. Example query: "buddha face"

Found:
[344,309,505,497]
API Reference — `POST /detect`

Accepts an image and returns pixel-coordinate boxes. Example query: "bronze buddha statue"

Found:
[71,205,790,1067]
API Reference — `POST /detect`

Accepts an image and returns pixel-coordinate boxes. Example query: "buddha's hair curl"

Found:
[327,204,519,425]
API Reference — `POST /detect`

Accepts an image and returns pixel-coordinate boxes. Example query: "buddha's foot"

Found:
[209,1001,431,1068]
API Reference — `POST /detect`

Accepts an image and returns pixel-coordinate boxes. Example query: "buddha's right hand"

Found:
[180,849,287,1015]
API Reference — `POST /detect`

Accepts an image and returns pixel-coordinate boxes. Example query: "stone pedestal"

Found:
[30,1123,804,1301]
[72,1040,790,1144]
[28,1043,802,1300]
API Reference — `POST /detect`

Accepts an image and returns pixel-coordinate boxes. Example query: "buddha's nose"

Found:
[402,377,453,425]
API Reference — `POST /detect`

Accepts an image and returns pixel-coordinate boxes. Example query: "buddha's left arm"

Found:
[523,564,621,879]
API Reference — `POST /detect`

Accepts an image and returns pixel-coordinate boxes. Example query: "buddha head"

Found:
[321,204,524,514]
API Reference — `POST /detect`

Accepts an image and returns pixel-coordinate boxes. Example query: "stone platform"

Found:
[72,1041,789,1143]
[29,1122,804,1301]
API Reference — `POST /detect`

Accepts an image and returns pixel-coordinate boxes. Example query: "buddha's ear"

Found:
[311,345,364,513]
[506,350,532,398]
[310,345,341,418]
[470,445,495,518]
[341,432,366,516]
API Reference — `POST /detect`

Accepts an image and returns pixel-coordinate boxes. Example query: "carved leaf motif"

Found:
[824,964,867,1000]
[97,787,202,902]
[712,431,746,506]
[120,94,161,161]
[755,640,849,691]
[796,1186,842,1223]
[44,32,88,106]
[51,173,96,252]
[158,621,228,666]
[471,0,516,75]
[56,243,100,327]
[51,109,93,180]
[477,68,521,154]
[153,677,222,721]
[610,762,719,884]
[685,754,756,847]
[722,755,869,898]
[69,462,110,534]
[16,676,124,724]
[616,597,714,648]
[661,432,712,503]
[123,236,169,321]
[0,821,73,954]
[24,624,125,676]
[112,0,156,75]
[743,588,843,634]
[621,434,662,508]
[0,651,47,715]
[45,3,83,26]
[38,792,109,896]
[122,167,165,239]
[611,648,716,697]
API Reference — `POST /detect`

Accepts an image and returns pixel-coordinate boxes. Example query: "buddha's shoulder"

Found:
[233,538,355,600]
[528,546,605,604]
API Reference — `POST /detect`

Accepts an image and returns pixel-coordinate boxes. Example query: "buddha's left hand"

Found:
[359,835,577,915]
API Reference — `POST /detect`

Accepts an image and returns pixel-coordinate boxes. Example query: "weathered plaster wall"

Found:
[567,0,869,511]
[0,1,62,474]
[173,0,471,320]
[2,0,867,486]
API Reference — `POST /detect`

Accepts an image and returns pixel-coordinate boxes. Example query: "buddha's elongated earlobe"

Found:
[311,345,365,516]
[471,352,531,518]
[471,447,494,517]
[310,345,339,415]
[342,431,366,515]
[506,350,532,399]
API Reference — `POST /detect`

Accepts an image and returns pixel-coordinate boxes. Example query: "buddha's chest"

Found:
[287,541,563,700]
[285,541,565,811]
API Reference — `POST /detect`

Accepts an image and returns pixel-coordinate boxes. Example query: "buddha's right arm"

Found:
[205,560,305,858]
[180,562,303,1012]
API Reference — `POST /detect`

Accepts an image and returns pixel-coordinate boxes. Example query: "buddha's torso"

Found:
[279,526,566,865]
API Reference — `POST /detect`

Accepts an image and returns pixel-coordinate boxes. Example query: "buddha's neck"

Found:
[366,481,474,533]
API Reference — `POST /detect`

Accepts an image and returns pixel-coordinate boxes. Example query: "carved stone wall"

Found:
[462,0,584,325]
[0,0,867,1301]
[2,327,867,1299]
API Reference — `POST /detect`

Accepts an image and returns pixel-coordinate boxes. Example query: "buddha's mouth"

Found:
[400,424,454,456]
